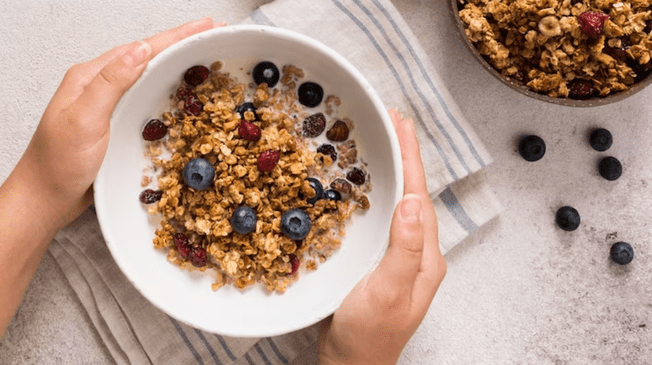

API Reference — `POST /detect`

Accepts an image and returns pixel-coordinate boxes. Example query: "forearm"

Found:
[0,159,67,337]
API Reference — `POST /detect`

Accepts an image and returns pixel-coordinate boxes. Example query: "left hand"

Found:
[19,17,215,226]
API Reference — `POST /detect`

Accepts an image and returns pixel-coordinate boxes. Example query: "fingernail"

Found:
[399,194,422,223]
[123,41,152,67]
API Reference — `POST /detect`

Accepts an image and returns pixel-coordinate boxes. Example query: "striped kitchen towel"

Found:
[48,0,502,364]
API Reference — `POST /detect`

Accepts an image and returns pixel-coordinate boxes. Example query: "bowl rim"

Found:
[94,24,404,336]
[449,0,652,107]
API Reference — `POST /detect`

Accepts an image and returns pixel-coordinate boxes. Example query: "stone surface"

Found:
[1,0,651,364]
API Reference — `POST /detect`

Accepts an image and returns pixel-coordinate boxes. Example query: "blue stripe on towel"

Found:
[250,8,276,27]
[214,335,237,361]
[331,0,459,180]
[370,0,487,169]
[265,338,289,364]
[169,317,205,365]
[244,353,256,365]
[438,187,478,234]
[193,329,223,365]
[254,343,273,365]
[351,0,472,174]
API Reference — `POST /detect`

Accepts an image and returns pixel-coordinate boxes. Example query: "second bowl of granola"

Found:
[451,0,652,107]
[94,25,403,337]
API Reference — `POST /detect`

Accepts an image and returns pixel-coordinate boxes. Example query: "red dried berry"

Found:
[184,65,210,87]
[257,150,280,172]
[142,119,168,141]
[346,167,366,185]
[568,79,595,99]
[604,46,628,61]
[326,120,350,142]
[330,178,353,194]
[139,189,163,204]
[289,254,300,275]
[176,86,192,100]
[317,144,338,162]
[184,95,203,116]
[577,11,609,38]
[189,246,207,267]
[238,120,262,142]
[302,113,326,138]
[173,233,191,259]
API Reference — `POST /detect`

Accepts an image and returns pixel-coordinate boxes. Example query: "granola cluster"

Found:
[458,0,652,98]
[142,61,371,293]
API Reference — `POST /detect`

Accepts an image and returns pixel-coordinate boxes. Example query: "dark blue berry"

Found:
[231,206,257,234]
[306,178,324,204]
[183,158,215,190]
[518,135,546,162]
[298,82,324,107]
[598,156,622,181]
[184,65,210,87]
[589,128,612,151]
[610,242,634,265]
[236,102,258,120]
[281,209,312,240]
[253,61,280,88]
[556,206,580,231]
[323,189,342,202]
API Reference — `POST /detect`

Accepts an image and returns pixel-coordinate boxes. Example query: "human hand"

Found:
[17,17,215,227]
[317,109,447,365]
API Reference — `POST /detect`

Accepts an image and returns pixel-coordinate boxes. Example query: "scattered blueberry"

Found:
[598,156,622,181]
[253,61,280,88]
[142,119,168,141]
[184,65,210,87]
[231,206,257,234]
[298,82,324,107]
[518,135,546,162]
[183,158,215,190]
[281,209,312,240]
[556,206,581,231]
[323,189,342,202]
[306,177,324,204]
[317,144,338,162]
[139,189,163,204]
[236,102,257,120]
[610,242,634,265]
[589,128,613,151]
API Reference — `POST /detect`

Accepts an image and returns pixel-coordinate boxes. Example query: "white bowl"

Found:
[94,25,403,337]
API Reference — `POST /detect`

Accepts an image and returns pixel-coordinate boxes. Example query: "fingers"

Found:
[143,16,214,58]
[388,109,428,196]
[371,194,425,297]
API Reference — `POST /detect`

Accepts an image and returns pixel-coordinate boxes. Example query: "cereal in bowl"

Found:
[139,61,372,293]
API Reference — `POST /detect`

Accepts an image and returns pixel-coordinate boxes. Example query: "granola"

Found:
[140,61,372,293]
[457,0,652,98]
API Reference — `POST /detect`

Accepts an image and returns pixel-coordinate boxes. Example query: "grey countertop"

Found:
[1,0,651,364]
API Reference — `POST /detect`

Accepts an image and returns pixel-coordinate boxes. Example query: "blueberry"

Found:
[323,189,342,202]
[610,241,634,265]
[231,206,257,234]
[306,177,324,204]
[598,156,622,181]
[518,135,546,162]
[298,82,324,107]
[236,102,257,120]
[281,209,312,240]
[589,128,613,151]
[182,158,215,190]
[556,206,580,231]
[253,61,280,88]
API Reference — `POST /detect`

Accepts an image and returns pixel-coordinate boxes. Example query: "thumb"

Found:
[372,193,425,293]
[72,40,152,120]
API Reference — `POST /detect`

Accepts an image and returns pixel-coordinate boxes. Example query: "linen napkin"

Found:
[48,0,503,364]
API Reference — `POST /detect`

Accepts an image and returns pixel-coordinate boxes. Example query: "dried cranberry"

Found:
[326,120,350,142]
[184,95,203,116]
[317,144,338,162]
[238,120,262,142]
[175,86,192,100]
[142,119,168,141]
[346,167,366,185]
[604,46,628,61]
[302,113,326,138]
[568,79,595,100]
[257,150,281,172]
[139,189,163,204]
[173,233,191,259]
[184,65,210,87]
[577,11,609,38]
[189,246,207,267]
[289,254,300,275]
[330,178,352,194]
